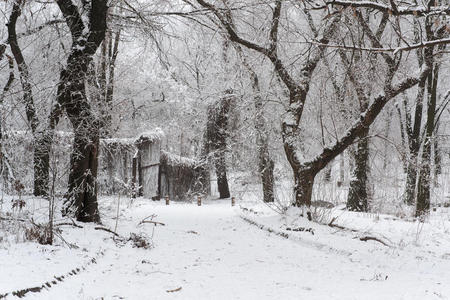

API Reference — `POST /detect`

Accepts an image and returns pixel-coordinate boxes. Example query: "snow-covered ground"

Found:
[1,196,450,299]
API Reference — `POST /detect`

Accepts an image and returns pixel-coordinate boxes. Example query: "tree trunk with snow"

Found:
[57,0,107,222]
[416,64,439,217]
[347,130,369,212]
[205,92,233,199]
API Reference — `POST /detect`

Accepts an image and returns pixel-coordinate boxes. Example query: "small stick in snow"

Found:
[138,214,165,226]
[94,226,120,237]
[55,219,83,228]
[231,197,235,206]
[359,236,391,247]
[197,196,202,206]
[166,287,182,293]
[139,220,166,226]
[165,195,170,205]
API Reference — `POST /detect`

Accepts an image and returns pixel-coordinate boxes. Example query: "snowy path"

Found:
[27,200,449,300]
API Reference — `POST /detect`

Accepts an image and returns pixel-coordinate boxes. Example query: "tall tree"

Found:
[56,0,108,222]
[6,1,64,197]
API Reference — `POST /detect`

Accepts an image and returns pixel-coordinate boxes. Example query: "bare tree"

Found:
[194,0,431,219]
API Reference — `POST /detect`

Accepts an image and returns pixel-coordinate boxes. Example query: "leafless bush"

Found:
[24,223,57,245]
[129,232,152,249]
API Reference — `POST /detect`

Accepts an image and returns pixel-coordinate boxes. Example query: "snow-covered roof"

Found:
[135,128,164,144]
[160,150,203,168]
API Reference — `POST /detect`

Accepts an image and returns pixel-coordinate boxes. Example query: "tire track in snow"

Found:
[239,215,354,257]
[0,250,105,299]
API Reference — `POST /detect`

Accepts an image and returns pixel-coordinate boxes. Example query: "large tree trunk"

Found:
[293,168,317,220]
[404,77,426,205]
[33,136,50,197]
[63,121,100,222]
[60,69,102,222]
[57,0,107,222]
[206,93,233,199]
[33,105,62,197]
[347,131,369,211]
[259,147,274,203]
[293,168,315,208]
[251,71,274,203]
[416,64,438,217]
[233,42,275,203]
[214,151,230,199]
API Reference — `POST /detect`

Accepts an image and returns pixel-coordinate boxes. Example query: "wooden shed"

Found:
[98,129,163,197]
[135,130,163,199]
[158,151,209,201]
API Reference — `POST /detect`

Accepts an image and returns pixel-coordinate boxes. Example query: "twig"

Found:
[359,236,391,247]
[55,219,83,228]
[166,287,182,293]
[138,214,165,226]
[94,226,120,237]
[0,216,27,222]
[139,220,166,226]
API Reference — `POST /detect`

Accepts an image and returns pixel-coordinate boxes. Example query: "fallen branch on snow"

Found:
[139,220,166,226]
[138,214,165,226]
[359,236,391,247]
[94,226,120,237]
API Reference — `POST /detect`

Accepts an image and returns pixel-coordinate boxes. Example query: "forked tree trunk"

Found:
[57,0,107,222]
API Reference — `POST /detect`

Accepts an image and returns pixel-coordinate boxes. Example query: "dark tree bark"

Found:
[205,93,233,199]
[347,131,369,211]
[342,13,388,212]
[403,47,427,205]
[416,64,439,217]
[56,0,107,222]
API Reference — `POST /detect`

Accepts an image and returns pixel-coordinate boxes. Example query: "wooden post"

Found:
[231,196,235,206]
[137,151,143,197]
[131,156,137,198]
[197,196,202,206]
[165,195,169,205]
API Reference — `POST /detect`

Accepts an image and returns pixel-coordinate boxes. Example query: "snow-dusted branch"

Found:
[313,0,450,16]
[307,37,450,53]
[307,65,430,171]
